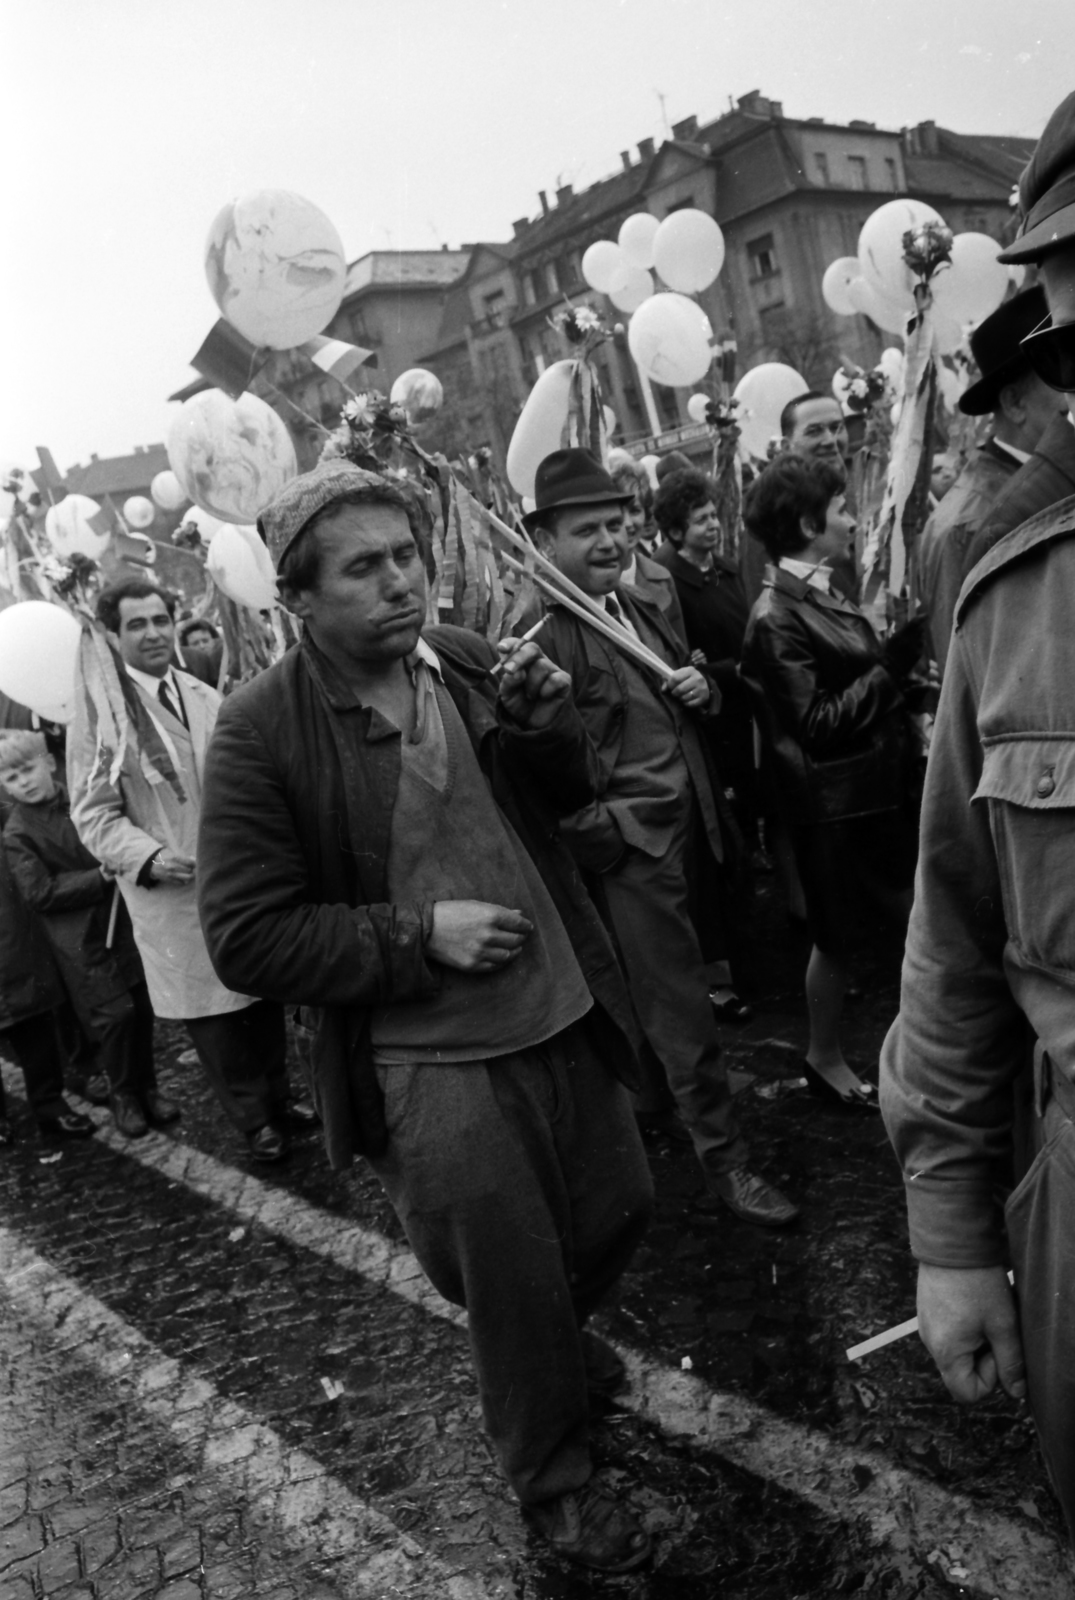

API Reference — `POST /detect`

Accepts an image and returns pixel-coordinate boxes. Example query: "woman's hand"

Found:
[665,665,711,710]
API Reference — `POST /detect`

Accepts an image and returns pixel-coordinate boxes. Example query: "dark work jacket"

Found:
[0,839,64,1028]
[741,566,910,824]
[197,628,642,1171]
[4,790,144,1020]
[962,412,1075,574]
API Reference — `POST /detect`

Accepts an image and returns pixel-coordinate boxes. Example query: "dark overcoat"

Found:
[0,839,64,1029]
[196,627,641,1170]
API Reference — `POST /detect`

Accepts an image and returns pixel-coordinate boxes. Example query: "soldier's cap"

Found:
[257,459,424,569]
[958,283,1049,415]
[999,91,1075,264]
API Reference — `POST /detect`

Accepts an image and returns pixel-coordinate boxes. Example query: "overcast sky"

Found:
[1,0,1070,473]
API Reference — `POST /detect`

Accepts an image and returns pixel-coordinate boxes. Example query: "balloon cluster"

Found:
[822,199,1022,355]
[580,208,725,388]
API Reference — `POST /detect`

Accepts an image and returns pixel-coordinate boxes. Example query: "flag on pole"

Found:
[299,335,378,389]
[34,447,66,504]
[190,319,265,399]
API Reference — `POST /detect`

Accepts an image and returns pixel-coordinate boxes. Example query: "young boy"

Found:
[0,731,176,1139]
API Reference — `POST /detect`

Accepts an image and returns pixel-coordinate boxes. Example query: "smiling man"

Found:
[68,579,307,1158]
[530,449,798,1229]
[781,392,850,471]
[196,460,655,1573]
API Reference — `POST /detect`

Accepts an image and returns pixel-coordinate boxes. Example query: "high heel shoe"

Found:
[800,1061,879,1113]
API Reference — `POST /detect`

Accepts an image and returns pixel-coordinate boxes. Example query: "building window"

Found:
[747,234,778,280]
[483,289,507,326]
[523,272,537,307]
[885,157,899,192]
[563,251,582,290]
[544,261,560,297]
[848,155,868,190]
[814,153,830,184]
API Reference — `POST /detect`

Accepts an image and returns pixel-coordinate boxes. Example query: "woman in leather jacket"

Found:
[741,456,922,1107]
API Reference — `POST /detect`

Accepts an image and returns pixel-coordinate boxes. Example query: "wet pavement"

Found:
[1,877,1072,1599]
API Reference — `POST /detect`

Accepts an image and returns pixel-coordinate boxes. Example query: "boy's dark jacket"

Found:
[197,626,643,1170]
[0,839,64,1027]
[4,788,144,1018]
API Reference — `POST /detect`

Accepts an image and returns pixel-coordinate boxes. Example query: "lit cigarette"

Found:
[490,614,548,677]
[846,1270,1014,1362]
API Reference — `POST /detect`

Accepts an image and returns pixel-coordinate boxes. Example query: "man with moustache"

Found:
[882,91,1075,1544]
[196,460,655,1573]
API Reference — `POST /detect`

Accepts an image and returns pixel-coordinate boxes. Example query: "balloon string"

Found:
[258,382,332,439]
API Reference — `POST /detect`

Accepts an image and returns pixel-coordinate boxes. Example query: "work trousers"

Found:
[598,805,748,1174]
[370,1020,653,1506]
[0,1010,67,1123]
[1006,1063,1075,1544]
[88,981,157,1099]
[183,999,289,1134]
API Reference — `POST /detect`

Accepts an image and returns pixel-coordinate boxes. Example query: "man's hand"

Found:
[917,1263,1026,1404]
[148,849,196,886]
[427,900,533,972]
[665,664,711,711]
[496,639,572,730]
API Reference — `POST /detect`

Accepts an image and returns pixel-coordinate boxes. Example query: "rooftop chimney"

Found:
[556,183,573,206]
[538,189,550,217]
[637,137,655,161]
[512,217,530,238]
[672,115,698,141]
[770,101,783,119]
[620,150,632,172]
[737,89,767,116]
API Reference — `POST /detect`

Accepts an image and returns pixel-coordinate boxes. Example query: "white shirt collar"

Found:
[411,637,443,679]
[126,663,181,699]
[779,557,832,593]
[992,438,1032,466]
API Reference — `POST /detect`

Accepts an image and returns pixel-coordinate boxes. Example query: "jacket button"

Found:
[1037,771,1056,798]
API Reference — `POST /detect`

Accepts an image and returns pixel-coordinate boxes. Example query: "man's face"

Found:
[183,626,213,651]
[286,502,427,663]
[0,752,56,805]
[537,501,628,597]
[115,594,175,678]
[1040,247,1075,423]
[787,398,849,467]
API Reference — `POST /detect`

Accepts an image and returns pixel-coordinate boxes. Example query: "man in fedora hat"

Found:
[883,90,1075,1542]
[196,459,655,1572]
[527,447,799,1229]
[914,284,1063,673]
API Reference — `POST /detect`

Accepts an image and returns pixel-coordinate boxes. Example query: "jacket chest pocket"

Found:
[975,738,1075,972]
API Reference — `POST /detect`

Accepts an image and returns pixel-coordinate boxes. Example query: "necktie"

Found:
[157,677,187,728]
[606,594,624,622]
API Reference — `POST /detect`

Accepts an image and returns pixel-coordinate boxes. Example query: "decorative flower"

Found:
[342,393,378,429]
[50,552,98,598]
[551,301,609,350]
[902,222,954,281]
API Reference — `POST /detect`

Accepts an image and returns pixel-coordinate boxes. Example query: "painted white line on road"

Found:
[5,1070,1071,1599]
[0,1225,493,1600]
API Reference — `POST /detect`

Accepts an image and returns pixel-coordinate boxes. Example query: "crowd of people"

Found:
[1,87,1074,1580]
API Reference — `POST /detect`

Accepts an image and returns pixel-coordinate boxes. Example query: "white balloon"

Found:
[1009,263,1026,289]
[822,256,863,317]
[933,310,968,357]
[506,360,575,497]
[618,213,660,270]
[847,274,909,335]
[150,470,187,511]
[628,293,713,388]
[652,209,725,294]
[687,393,711,424]
[609,266,654,313]
[734,364,809,460]
[0,602,81,723]
[931,233,1010,329]
[879,346,905,387]
[831,370,853,406]
[45,495,111,560]
[581,240,627,295]
[857,198,947,311]
[204,189,346,350]
[167,389,297,525]
[390,367,444,422]
[639,455,661,490]
[937,365,964,411]
[602,405,618,437]
[123,495,155,530]
[207,524,278,611]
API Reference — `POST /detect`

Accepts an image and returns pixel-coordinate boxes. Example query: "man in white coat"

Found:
[69,579,307,1159]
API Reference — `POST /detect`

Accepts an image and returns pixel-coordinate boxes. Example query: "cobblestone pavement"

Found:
[1,883,1072,1599]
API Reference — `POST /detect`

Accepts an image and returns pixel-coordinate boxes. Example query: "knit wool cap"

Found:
[257,459,423,568]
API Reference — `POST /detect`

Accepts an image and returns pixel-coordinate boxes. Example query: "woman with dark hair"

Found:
[741,455,924,1107]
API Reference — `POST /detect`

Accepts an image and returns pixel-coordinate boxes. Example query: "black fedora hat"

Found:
[522,448,634,529]
[998,91,1075,265]
[958,283,1048,415]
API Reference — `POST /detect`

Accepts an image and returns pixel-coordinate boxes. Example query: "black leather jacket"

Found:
[741,566,910,824]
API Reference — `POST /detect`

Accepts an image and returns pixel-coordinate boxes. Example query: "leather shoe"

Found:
[707,1165,799,1227]
[581,1330,628,1398]
[525,1481,651,1572]
[709,988,754,1024]
[636,1109,693,1146]
[801,1061,879,1114]
[83,1073,111,1106]
[0,1117,15,1146]
[142,1090,180,1126]
[284,1096,318,1127]
[39,1108,94,1140]
[246,1124,288,1163]
[112,1093,148,1139]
